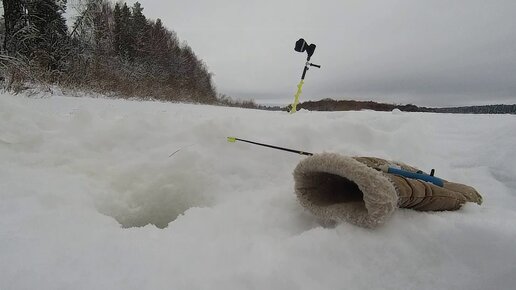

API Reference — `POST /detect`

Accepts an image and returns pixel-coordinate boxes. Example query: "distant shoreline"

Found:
[289,98,516,114]
[253,98,516,114]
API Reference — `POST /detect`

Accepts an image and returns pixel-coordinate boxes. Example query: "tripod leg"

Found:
[289,80,305,114]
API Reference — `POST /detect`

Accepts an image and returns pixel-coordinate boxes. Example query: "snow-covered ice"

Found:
[1,92,515,289]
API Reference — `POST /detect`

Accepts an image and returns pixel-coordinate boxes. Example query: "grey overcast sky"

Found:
[117,0,516,107]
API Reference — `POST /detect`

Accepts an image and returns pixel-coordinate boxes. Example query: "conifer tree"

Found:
[113,2,122,54]
[117,3,134,59]
[26,0,69,70]
[2,0,26,54]
[91,0,112,55]
[131,2,147,57]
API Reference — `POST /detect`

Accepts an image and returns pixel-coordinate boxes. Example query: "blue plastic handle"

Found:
[387,167,444,187]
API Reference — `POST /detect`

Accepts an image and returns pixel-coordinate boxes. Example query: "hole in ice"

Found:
[96,169,212,229]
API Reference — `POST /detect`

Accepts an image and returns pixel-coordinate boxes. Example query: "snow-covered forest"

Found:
[1,0,217,102]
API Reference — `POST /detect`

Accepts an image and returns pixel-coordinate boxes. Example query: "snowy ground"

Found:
[1,92,516,290]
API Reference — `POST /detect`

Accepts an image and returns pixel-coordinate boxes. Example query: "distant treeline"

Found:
[295,98,516,114]
[0,0,218,103]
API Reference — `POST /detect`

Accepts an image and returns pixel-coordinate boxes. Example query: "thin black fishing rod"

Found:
[227,137,313,156]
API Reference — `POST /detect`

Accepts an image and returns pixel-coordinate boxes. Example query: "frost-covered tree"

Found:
[27,0,68,38]
[131,2,147,57]
[113,3,134,59]
[26,0,70,70]
[2,0,26,54]
[112,2,121,53]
